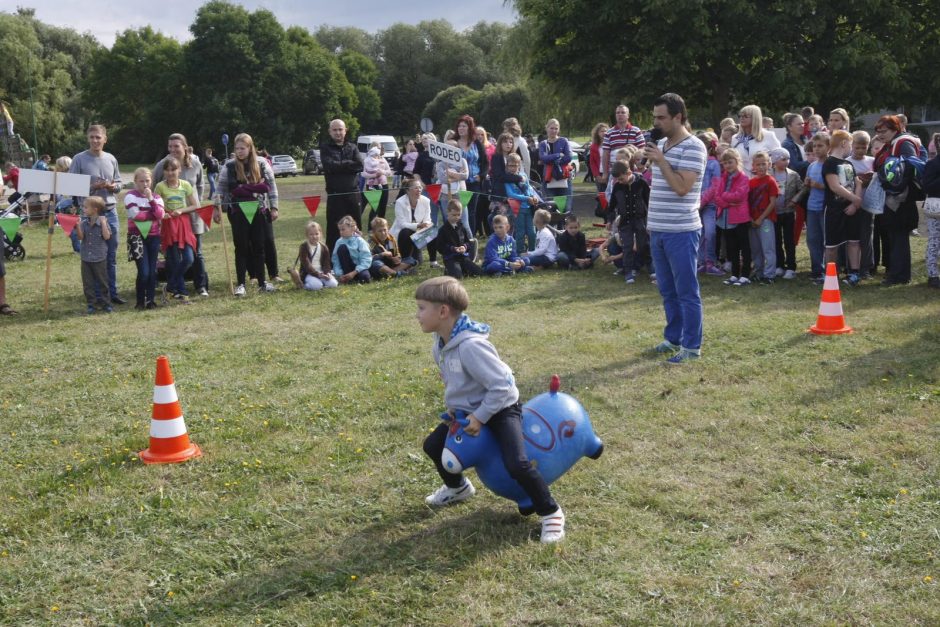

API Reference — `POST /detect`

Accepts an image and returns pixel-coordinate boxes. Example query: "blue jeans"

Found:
[650,230,703,351]
[208,172,218,198]
[515,208,536,252]
[424,190,442,228]
[135,235,161,305]
[165,244,194,296]
[805,210,825,277]
[94,208,119,300]
[698,205,717,266]
[527,253,554,268]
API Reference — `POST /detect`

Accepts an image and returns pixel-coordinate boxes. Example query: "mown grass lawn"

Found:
[1,173,938,625]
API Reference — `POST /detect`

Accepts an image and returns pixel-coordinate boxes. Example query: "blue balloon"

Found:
[442,375,603,513]
[221,133,229,146]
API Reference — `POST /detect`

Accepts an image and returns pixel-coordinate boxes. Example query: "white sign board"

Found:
[427,140,463,167]
[17,170,91,197]
[17,169,56,194]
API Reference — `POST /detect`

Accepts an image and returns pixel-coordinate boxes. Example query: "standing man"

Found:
[600,104,646,183]
[643,93,707,364]
[69,124,125,304]
[204,148,220,199]
[320,119,363,250]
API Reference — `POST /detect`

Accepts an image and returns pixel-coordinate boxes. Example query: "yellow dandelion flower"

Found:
[167,590,175,597]
[923,575,933,584]
[350,575,357,581]
[899,488,908,495]
[859,531,868,539]
[50,606,59,612]
[732,579,742,587]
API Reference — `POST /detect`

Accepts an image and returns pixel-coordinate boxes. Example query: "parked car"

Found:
[271,154,298,177]
[303,149,321,175]
[356,135,399,169]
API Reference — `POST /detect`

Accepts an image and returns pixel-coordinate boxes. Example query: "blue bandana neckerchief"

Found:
[440,313,490,348]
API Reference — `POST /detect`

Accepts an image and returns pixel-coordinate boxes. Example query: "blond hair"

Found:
[720,147,743,168]
[752,150,771,164]
[233,133,261,184]
[506,153,521,166]
[492,214,509,226]
[133,167,152,180]
[305,221,321,233]
[739,105,766,142]
[534,208,552,225]
[415,276,469,312]
[370,216,389,230]
[337,215,357,228]
[54,156,72,172]
[446,199,463,214]
[84,196,106,214]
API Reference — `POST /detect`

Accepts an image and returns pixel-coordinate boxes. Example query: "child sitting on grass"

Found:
[415,275,565,543]
[370,217,415,279]
[437,199,481,279]
[76,196,113,314]
[484,214,530,275]
[291,221,338,291]
[332,215,373,284]
[555,215,598,269]
[523,208,558,270]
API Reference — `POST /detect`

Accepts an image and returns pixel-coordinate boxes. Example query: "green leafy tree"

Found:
[513,0,938,127]
[339,51,381,130]
[314,25,374,56]
[422,85,479,132]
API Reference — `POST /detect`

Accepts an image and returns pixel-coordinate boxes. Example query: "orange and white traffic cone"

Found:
[809,262,853,335]
[139,355,202,464]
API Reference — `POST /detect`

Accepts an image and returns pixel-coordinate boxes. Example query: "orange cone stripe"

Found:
[821,291,841,303]
[152,400,183,420]
[147,434,194,456]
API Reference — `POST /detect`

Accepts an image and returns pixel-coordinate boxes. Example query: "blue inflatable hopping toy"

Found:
[441,375,604,514]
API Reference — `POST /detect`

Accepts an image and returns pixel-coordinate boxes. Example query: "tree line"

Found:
[1,1,937,163]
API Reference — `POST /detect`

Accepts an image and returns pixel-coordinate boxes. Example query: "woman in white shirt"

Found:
[392,178,438,266]
[732,104,781,176]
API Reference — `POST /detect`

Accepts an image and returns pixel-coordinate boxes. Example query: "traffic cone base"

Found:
[809,262,853,335]
[140,356,202,464]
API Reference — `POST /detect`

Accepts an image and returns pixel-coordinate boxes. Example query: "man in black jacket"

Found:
[320,119,364,250]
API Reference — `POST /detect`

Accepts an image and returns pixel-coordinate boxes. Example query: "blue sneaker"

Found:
[86,305,96,315]
[667,348,701,364]
[103,305,114,313]
[625,271,636,284]
[653,340,680,354]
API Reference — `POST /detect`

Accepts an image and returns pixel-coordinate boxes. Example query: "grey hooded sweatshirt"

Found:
[433,317,519,423]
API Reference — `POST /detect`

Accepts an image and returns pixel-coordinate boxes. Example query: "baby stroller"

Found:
[1,193,28,261]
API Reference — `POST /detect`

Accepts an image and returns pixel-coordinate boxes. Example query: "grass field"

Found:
[1,173,938,625]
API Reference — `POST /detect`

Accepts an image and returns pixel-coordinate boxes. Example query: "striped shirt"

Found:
[602,125,646,163]
[647,135,706,233]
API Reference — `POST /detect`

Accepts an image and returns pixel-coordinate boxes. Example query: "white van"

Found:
[356,135,399,167]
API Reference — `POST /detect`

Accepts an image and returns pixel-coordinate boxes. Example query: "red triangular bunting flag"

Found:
[508,199,521,217]
[597,193,608,210]
[57,213,79,237]
[302,196,321,217]
[196,204,215,230]
[425,184,443,204]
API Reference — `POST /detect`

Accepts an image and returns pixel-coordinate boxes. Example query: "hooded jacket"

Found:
[433,315,519,423]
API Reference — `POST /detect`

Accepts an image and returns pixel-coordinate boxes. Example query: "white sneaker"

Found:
[429,261,441,269]
[783,269,797,280]
[723,275,739,286]
[425,479,475,507]
[234,284,246,296]
[540,507,565,543]
[734,276,751,286]
[198,287,209,297]
[261,281,277,292]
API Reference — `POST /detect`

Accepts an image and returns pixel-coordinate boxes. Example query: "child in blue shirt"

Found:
[483,214,530,275]
[332,215,373,284]
[415,276,565,543]
[503,153,540,252]
[803,133,829,281]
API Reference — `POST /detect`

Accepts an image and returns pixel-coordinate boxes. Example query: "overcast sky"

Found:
[12,0,518,47]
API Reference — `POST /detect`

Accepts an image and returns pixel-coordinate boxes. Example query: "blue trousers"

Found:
[650,230,703,351]
[805,210,825,277]
[93,208,119,300]
[165,244,194,296]
[135,235,161,305]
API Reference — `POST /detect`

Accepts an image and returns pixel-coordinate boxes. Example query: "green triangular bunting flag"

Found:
[137,220,153,238]
[240,201,259,224]
[553,195,568,213]
[0,217,19,242]
[458,190,474,208]
[363,189,382,211]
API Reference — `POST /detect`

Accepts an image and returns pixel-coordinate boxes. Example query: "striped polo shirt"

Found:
[602,124,646,163]
[647,134,706,233]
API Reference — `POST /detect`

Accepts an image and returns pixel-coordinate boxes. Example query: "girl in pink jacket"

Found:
[702,148,752,286]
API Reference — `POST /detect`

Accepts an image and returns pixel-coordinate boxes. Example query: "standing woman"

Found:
[538,118,574,206]
[153,133,209,297]
[731,105,780,176]
[476,126,495,235]
[872,115,922,285]
[782,113,808,177]
[454,115,488,236]
[213,133,279,295]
